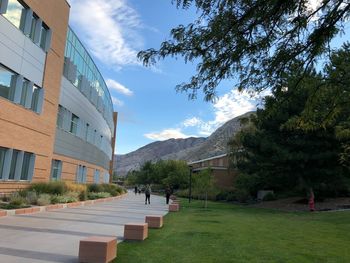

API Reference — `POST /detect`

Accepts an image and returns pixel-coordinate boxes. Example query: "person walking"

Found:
[145,184,151,205]
[134,185,138,195]
[165,187,171,204]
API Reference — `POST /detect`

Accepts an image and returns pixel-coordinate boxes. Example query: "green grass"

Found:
[115,200,350,263]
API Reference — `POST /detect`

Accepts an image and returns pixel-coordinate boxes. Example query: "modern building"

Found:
[188,154,236,190]
[0,0,117,193]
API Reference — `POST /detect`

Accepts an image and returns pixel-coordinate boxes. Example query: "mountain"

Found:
[114,137,206,176]
[114,112,254,176]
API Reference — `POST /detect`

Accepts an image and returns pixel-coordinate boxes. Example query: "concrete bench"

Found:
[145,215,163,228]
[169,203,179,212]
[79,236,117,263]
[124,223,148,241]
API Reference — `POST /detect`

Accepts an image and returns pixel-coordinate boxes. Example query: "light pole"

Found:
[188,165,193,203]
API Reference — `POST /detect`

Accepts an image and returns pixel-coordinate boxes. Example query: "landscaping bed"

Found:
[0,181,126,215]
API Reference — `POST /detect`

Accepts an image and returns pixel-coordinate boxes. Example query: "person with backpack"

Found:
[165,186,172,204]
[145,184,151,205]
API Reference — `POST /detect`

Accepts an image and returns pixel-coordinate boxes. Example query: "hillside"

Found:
[114,112,254,176]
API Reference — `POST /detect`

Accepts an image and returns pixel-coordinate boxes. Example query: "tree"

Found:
[138,0,350,101]
[229,54,350,198]
[193,168,217,208]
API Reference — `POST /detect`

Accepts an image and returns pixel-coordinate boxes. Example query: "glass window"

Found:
[8,150,19,180]
[94,169,100,184]
[51,159,61,181]
[0,147,7,180]
[70,114,79,135]
[28,14,38,40]
[19,80,30,106]
[20,152,31,180]
[2,0,25,29]
[39,23,48,49]
[31,85,40,111]
[57,105,64,129]
[0,65,16,100]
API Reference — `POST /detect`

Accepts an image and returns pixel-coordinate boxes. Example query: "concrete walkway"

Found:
[0,191,168,263]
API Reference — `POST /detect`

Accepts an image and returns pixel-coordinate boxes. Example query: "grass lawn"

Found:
[115,200,350,263]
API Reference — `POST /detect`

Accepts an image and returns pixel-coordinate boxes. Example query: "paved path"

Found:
[0,191,168,263]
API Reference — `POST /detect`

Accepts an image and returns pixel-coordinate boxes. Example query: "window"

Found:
[8,150,19,180]
[40,23,49,49]
[0,65,16,100]
[51,160,62,181]
[2,0,25,29]
[104,173,110,183]
[57,105,64,129]
[20,152,32,180]
[76,165,87,183]
[94,169,100,184]
[20,80,30,106]
[29,14,38,41]
[31,85,40,111]
[0,147,6,180]
[70,114,79,134]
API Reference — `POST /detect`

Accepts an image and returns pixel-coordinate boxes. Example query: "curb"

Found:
[0,193,127,218]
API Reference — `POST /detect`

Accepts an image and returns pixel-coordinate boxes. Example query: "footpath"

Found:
[0,191,168,263]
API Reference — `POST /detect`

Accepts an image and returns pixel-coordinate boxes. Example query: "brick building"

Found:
[0,0,117,193]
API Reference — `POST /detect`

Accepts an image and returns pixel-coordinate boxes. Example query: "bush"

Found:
[99,184,124,196]
[29,181,67,195]
[9,192,27,207]
[87,184,103,193]
[233,189,251,203]
[26,191,38,205]
[65,181,87,193]
[88,192,111,200]
[51,192,79,204]
[37,194,51,206]
[79,189,88,201]
[263,192,277,201]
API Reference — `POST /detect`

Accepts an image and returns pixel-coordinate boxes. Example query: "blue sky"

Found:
[67,0,350,154]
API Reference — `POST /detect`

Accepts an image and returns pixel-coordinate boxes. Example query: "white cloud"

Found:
[106,79,133,96]
[69,0,142,69]
[112,96,124,107]
[183,117,202,127]
[144,129,193,141]
[182,89,272,136]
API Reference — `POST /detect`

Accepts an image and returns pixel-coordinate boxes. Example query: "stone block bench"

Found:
[124,223,148,241]
[145,215,163,228]
[169,203,179,212]
[79,236,117,263]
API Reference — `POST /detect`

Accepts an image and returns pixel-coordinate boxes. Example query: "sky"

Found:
[67,0,350,154]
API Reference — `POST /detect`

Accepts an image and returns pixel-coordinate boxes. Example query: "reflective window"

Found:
[28,14,38,40]
[94,169,100,184]
[64,27,114,131]
[2,0,25,29]
[31,85,40,111]
[0,147,6,180]
[57,105,64,129]
[40,23,48,49]
[20,80,30,106]
[51,159,62,181]
[70,114,79,135]
[0,65,15,100]
[20,152,31,180]
[8,150,19,180]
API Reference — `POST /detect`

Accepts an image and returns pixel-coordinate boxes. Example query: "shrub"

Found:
[87,184,103,193]
[263,192,277,201]
[99,184,124,196]
[51,192,79,204]
[233,189,251,203]
[79,189,88,201]
[37,194,51,206]
[29,181,67,195]
[26,191,38,205]
[65,181,87,193]
[9,192,27,207]
[88,192,111,200]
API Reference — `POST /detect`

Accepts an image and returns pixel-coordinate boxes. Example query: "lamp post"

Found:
[188,165,193,203]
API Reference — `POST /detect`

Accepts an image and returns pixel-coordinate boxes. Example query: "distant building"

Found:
[188,154,236,190]
[0,0,117,193]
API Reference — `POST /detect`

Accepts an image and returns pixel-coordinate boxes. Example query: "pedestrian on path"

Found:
[145,184,151,204]
[165,186,172,204]
[134,185,138,195]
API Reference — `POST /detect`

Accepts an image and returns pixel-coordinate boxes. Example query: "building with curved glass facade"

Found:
[0,0,117,192]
